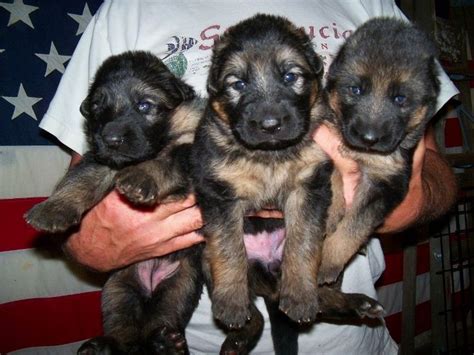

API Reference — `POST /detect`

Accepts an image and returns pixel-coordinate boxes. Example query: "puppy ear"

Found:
[294,26,324,77]
[79,98,89,118]
[206,36,227,96]
[307,52,324,77]
[206,60,222,96]
[174,80,196,102]
[325,47,347,92]
[207,78,219,96]
[426,56,441,105]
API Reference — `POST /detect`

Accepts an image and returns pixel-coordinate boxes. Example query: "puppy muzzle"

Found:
[343,120,403,154]
[234,103,307,150]
[92,119,152,166]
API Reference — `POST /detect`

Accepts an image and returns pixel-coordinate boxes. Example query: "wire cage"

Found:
[429,191,474,354]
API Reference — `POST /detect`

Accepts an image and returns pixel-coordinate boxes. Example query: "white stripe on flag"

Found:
[0,248,101,304]
[376,272,430,317]
[0,146,70,199]
[377,268,471,318]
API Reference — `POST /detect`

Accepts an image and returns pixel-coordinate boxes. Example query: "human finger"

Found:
[155,232,205,257]
[313,123,340,160]
[148,194,198,220]
[155,205,204,241]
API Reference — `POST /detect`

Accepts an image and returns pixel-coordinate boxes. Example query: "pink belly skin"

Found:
[244,228,285,271]
[137,259,180,297]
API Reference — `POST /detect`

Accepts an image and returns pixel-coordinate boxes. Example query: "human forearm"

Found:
[420,148,458,220]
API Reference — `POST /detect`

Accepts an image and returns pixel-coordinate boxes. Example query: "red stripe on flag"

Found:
[0,291,102,353]
[384,300,432,343]
[0,197,46,252]
[445,117,463,148]
[376,243,430,287]
[378,250,402,286]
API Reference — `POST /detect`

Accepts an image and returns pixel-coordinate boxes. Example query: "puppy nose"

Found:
[260,117,281,133]
[359,131,379,146]
[102,133,124,149]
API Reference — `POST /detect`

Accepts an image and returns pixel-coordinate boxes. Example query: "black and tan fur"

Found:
[25,51,204,354]
[191,15,383,354]
[317,18,442,285]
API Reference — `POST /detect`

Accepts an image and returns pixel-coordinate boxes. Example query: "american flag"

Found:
[0,0,446,353]
[0,1,104,353]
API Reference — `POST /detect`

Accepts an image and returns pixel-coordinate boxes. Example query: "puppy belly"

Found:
[137,259,180,297]
[244,228,285,273]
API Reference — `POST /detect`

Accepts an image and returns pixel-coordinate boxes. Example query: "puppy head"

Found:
[80,51,195,168]
[326,18,440,153]
[207,14,323,150]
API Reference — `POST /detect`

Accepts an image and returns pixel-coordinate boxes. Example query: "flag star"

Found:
[35,42,71,76]
[68,3,92,35]
[0,0,39,28]
[2,84,42,120]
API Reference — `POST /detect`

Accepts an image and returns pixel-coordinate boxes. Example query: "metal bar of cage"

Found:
[430,192,474,354]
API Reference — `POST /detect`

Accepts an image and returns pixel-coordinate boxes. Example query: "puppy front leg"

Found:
[25,155,116,233]
[279,187,327,323]
[319,173,407,284]
[203,203,251,329]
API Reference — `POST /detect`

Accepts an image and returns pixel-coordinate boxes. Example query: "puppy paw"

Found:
[212,298,251,329]
[279,289,319,324]
[220,334,249,355]
[352,296,385,319]
[24,200,82,233]
[147,327,189,355]
[318,263,343,285]
[115,167,158,206]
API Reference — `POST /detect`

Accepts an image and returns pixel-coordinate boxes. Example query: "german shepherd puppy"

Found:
[25,51,204,354]
[192,14,383,354]
[317,17,442,285]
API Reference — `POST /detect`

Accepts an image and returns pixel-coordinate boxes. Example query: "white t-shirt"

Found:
[39,1,458,354]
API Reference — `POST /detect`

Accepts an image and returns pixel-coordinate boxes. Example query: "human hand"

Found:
[64,191,204,272]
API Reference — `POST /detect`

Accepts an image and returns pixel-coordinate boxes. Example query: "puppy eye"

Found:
[137,101,152,113]
[348,86,362,95]
[231,80,247,91]
[393,95,407,105]
[283,72,298,84]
